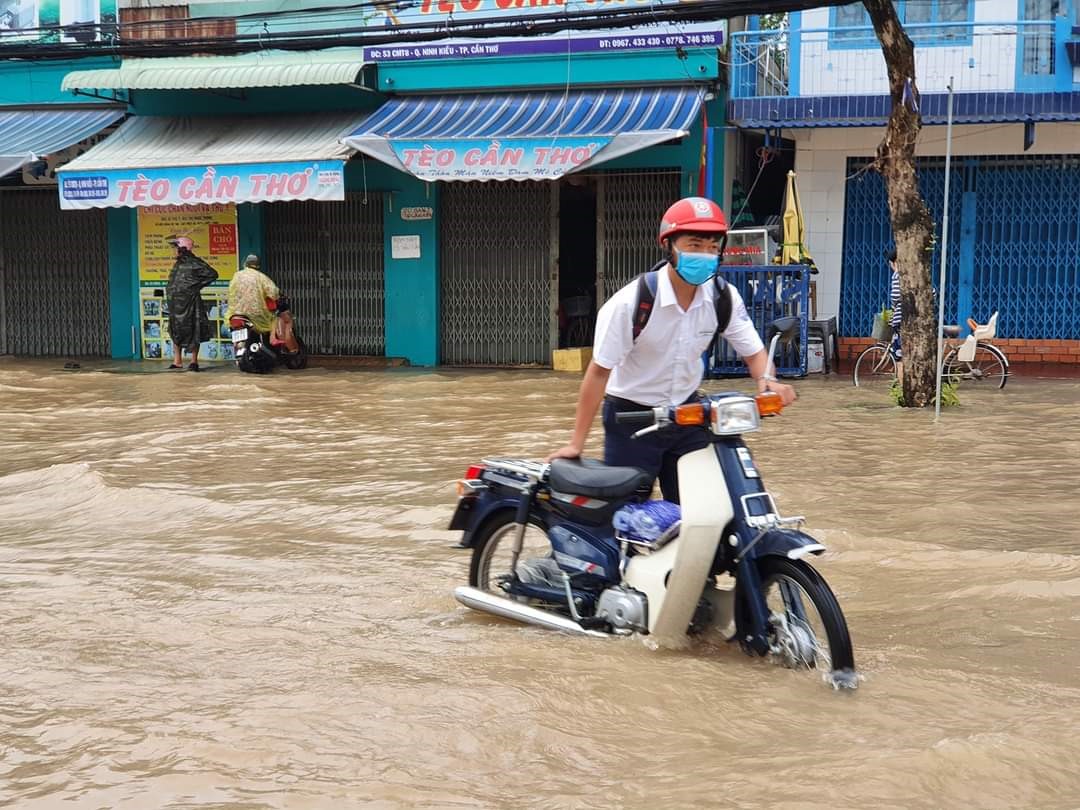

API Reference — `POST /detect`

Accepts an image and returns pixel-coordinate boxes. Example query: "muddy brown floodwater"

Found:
[2,358,1079,809]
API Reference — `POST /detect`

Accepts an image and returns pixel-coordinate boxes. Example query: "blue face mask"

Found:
[673,250,719,286]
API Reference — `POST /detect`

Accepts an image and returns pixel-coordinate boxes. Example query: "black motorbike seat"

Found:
[548,458,652,499]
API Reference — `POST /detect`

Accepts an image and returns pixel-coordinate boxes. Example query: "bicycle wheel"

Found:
[943,343,1008,390]
[852,343,896,388]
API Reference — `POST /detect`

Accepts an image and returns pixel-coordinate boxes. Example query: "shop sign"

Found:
[401,206,434,221]
[365,25,723,62]
[390,137,608,181]
[57,160,345,210]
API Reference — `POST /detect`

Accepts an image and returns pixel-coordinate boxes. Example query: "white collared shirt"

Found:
[593,266,764,406]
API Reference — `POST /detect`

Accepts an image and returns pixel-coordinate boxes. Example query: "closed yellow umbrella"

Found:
[780,169,809,266]
[778,169,819,318]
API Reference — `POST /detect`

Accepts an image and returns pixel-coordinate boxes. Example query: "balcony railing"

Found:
[731,21,1064,99]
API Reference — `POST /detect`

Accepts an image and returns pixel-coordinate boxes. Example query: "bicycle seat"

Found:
[549,458,652,499]
[943,324,960,338]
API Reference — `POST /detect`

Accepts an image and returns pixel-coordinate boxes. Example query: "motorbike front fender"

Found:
[751,528,826,560]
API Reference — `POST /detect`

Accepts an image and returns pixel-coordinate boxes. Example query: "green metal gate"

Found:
[263,193,385,355]
[0,189,110,356]
[596,169,682,302]
[439,182,554,365]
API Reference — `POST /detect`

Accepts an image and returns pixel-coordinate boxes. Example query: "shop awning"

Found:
[56,111,370,209]
[0,107,124,179]
[342,86,704,182]
[61,48,371,92]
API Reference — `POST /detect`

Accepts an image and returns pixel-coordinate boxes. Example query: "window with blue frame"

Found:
[830,0,974,47]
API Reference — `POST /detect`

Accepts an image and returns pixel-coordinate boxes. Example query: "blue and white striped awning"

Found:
[342,86,704,182]
[0,107,124,179]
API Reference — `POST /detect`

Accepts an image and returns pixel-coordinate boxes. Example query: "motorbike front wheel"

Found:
[468,512,557,596]
[745,557,856,683]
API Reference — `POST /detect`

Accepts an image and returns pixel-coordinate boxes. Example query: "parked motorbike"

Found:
[230,296,308,374]
[448,318,856,688]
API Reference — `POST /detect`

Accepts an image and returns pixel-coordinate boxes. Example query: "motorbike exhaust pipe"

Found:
[453,586,610,638]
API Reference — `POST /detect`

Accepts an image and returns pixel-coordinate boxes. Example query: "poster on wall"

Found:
[137,204,238,363]
[0,0,117,43]
[140,287,234,364]
[137,203,238,283]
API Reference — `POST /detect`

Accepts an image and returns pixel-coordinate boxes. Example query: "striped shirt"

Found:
[890,269,902,328]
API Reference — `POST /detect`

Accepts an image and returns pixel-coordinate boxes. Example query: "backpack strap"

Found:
[631,261,665,341]
[713,274,732,332]
[707,274,733,359]
[632,264,733,345]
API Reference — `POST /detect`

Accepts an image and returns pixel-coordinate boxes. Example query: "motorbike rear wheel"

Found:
[468,512,556,597]
[745,557,856,684]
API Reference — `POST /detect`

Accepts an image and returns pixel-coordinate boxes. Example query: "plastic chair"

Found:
[806,316,838,374]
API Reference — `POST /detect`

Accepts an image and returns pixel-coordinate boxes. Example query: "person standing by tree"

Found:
[887,248,904,383]
[165,235,218,371]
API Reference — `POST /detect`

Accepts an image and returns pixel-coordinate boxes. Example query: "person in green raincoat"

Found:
[165,236,218,371]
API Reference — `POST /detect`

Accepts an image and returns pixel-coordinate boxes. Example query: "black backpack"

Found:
[631,262,733,355]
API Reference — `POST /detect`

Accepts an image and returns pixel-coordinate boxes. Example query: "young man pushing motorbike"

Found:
[547,196,797,502]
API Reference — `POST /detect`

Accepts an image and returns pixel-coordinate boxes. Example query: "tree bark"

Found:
[863,0,938,407]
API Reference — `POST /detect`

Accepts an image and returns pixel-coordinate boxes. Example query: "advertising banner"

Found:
[137,204,238,284]
[389,136,608,181]
[58,160,345,210]
[136,204,238,362]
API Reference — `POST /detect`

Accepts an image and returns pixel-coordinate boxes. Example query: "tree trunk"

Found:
[863,0,938,407]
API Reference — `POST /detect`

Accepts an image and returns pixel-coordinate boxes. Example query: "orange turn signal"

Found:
[755,391,784,417]
[674,402,706,425]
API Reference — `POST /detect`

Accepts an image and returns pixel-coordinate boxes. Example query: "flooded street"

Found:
[2,358,1079,809]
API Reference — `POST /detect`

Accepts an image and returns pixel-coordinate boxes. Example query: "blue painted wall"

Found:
[344,158,439,365]
[107,207,139,358]
[378,49,718,93]
[0,57,119,105]
[128,85,381,117]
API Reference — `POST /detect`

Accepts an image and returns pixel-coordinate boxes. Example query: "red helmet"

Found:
[658,197,729,246]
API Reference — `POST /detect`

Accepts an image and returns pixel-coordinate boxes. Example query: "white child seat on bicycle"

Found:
[972,312,998,341]
[957,312,998,362]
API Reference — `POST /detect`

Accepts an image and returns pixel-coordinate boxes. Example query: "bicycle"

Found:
[852,312,1009,390]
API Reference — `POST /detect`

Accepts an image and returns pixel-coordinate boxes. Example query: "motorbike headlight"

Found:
[709,396,761,435]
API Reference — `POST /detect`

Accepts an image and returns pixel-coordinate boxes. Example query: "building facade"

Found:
[729,2,1080,366]
[1,2,730,366]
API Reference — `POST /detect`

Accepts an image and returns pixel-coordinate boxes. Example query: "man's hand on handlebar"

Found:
[758,378,798,406]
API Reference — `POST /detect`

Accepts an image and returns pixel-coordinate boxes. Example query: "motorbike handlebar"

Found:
[614,410,656,424]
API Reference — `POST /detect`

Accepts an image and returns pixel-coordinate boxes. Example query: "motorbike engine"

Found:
[595,586,648,633]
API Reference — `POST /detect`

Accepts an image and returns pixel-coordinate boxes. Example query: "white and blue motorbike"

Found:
[448,320,856,688]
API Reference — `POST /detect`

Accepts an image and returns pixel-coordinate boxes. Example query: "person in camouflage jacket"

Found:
[165,236,218,371]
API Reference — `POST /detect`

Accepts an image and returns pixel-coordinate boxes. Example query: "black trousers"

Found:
[601,394,710,504]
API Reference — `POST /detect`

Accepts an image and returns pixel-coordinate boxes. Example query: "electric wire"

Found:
[0,0,858,60]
